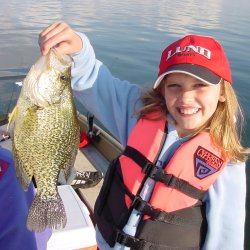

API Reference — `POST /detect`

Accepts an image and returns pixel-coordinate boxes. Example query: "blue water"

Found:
[1,0,250,247]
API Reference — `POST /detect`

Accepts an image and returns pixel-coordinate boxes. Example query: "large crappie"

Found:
[8,49,80,232]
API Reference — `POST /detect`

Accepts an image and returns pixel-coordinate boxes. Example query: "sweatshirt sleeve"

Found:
[203,161,246,250]
[71,32,143,146]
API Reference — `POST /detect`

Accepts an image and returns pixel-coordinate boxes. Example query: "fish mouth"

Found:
[50,48,72,70]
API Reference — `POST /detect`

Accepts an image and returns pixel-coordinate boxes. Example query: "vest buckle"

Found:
[115,230,141,248]
[142,162,154,174]
[131,196,140,209]
[149,167,175,186]
[115,231,127,245]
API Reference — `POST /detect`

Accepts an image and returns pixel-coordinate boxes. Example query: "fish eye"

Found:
[60,75,67,81]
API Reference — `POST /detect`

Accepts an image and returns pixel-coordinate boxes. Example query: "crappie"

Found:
[8,49,80,232]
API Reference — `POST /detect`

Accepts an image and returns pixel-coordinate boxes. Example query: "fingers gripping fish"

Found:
[8,49,80,232]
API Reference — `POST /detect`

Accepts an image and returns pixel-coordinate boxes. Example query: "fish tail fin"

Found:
[7,105,18,130]
[27,192,67,232]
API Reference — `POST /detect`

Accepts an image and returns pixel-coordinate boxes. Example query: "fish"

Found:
[8,49,80,232]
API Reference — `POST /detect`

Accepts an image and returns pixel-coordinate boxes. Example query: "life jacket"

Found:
[94,117,228,250]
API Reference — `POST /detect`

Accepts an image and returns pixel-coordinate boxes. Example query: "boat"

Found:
[0,73,123,249]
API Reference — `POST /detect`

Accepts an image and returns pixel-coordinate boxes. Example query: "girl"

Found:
[39,22,249,249]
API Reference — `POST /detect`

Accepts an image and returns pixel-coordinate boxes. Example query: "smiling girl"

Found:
[161,73,225,137]
[39,23,250,249]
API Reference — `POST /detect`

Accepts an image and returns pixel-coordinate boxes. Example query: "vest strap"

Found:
[115,230,199,250]
[148,167,206,200]
[124,146,206,200]
[132,196,201,226]
[123,145,152,171]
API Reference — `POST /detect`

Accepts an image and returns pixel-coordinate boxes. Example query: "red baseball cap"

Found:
[154,35,232,89]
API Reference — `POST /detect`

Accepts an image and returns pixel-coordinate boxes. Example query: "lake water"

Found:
[0,0,250,248]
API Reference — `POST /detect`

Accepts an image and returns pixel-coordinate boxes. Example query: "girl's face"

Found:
[162,73,225,137]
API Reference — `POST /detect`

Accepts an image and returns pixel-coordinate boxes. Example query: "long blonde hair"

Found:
[137,80,250,162]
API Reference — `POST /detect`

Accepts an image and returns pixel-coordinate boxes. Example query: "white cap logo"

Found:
[167,46,211,60]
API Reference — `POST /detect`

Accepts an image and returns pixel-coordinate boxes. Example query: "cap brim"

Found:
[153,64,221,89]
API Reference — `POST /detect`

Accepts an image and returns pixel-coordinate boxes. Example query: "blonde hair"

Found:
[137,80,250,162]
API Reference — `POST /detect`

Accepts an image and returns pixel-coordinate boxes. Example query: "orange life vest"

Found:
[94,117,228,249]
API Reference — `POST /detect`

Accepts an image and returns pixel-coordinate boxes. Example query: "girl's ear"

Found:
[219,94,226,102]
[219,81,226,102]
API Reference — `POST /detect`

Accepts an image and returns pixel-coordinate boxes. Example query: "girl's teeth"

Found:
[179,108,199,114]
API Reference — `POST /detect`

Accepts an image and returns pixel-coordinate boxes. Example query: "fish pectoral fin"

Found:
[7,105,18,130]
[27,104,41,113]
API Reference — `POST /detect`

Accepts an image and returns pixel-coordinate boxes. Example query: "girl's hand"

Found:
[39,22,83,55]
